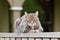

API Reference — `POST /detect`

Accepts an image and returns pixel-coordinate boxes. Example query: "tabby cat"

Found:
[14,11,43,33]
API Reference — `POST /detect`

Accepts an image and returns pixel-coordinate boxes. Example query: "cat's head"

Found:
[24,11,39,30]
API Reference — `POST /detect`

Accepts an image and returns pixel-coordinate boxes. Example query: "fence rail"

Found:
[0,32,60,40]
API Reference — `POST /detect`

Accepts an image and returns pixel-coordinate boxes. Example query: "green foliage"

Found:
[21,0,45,24]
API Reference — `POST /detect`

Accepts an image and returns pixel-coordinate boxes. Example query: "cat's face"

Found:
[25,11,39,30]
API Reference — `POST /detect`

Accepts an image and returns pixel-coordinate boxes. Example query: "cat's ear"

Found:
[35,11,38,16]
[25,11,28,16]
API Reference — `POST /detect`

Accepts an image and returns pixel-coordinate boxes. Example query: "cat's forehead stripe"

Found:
[28,13,35,16]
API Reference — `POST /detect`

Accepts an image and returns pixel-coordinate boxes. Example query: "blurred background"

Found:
[0,0,60,32]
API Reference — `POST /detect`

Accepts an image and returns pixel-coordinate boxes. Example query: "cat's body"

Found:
[14,11,43,33]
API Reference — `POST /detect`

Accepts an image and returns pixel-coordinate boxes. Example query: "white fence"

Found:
[0,32,60,40]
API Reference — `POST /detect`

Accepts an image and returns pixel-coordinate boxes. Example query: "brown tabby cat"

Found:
[14,11,43,33]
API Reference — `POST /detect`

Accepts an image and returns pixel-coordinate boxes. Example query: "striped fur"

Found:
[14,11,43,33]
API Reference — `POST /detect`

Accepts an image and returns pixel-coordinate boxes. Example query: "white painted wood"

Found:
[4,38,9,40]
[16,37,22,40]
[10,38,15,40]
[0,38,4,40]
[0,32,60,39]
[29,38,34,40]
[36,38,42,40]
[51,38,58,40]
[10,7,23,10]
[43,38,49,40]
[22,38,27,40]
[0,32,60,38]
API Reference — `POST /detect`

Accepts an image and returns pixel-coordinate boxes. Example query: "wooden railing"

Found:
[0,32,60,40]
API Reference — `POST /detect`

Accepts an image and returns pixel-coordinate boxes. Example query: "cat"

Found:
[14,11,43,33]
